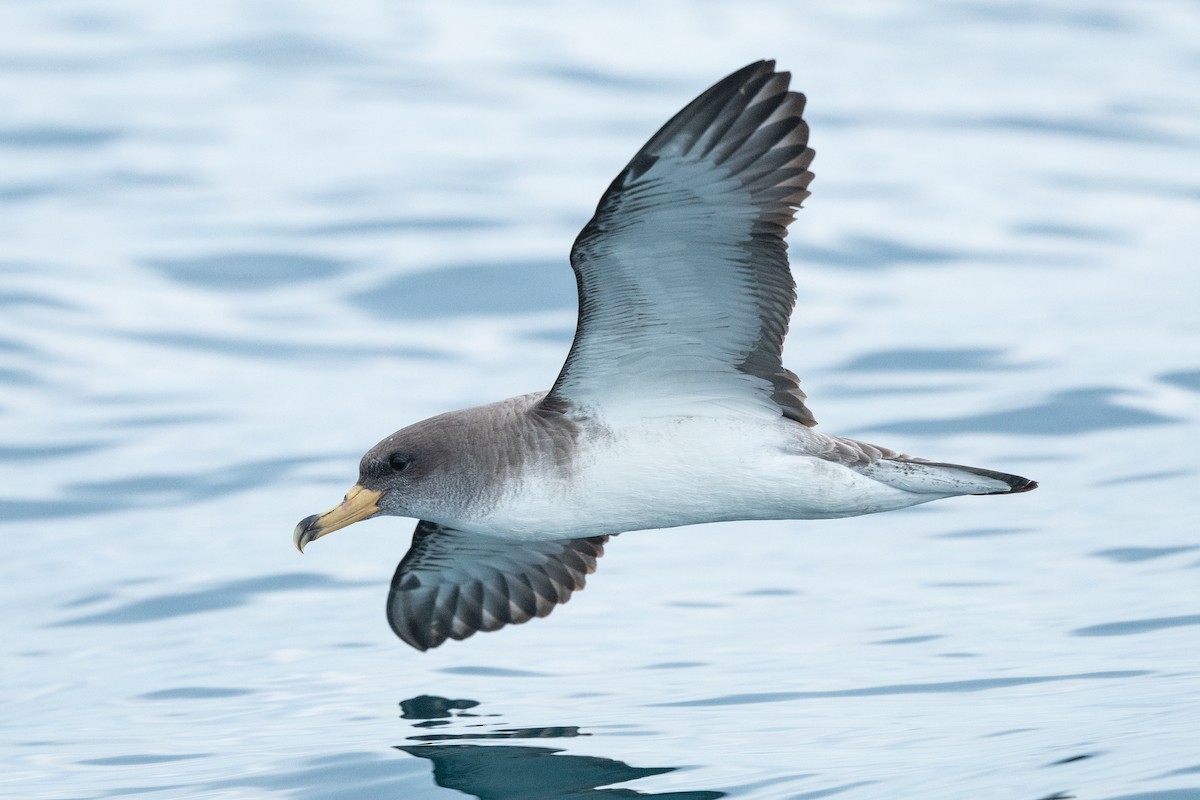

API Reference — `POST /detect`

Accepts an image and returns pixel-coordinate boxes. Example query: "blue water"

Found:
[3,2,1199,798]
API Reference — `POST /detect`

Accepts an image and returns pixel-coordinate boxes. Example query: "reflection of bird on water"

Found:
[294,60,1036,650]
[397,695,723,800]
[398,743,725,800]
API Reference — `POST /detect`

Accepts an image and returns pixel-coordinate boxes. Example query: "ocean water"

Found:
[3,1,1199,798]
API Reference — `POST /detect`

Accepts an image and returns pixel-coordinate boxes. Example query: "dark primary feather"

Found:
[545,60,816,425]
[387,520,608,651]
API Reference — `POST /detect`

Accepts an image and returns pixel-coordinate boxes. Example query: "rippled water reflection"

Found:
[3,1,1199,798]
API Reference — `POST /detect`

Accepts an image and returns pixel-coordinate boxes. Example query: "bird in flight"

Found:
[294,60,1036,651]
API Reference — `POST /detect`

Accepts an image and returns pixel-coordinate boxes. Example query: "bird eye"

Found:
[388,453,411,472]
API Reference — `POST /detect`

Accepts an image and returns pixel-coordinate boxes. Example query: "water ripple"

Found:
[199,33,370,69]
[1161,370,1200,393]
[1104,790,1200,800]
[143,252,349,290]
[292,216,504,237]
[872,635,944,645]
[1073,616,1200,637]
[0,125,122,148]
[51,573,367,626]
[438,666,549,677]
[937,527,1031,539]
[866,387,1178,437]
[128,330,443,362]
[838,347,1020,373]
[653,671,1151,707]
[953,114,1191,147]
[349,260,574,319]
[200,751,430,800]
[1092,547,1200,563]
[792,235,961,270]
[79,753,209,766]
[0,442,110,461]
[140,687,253,700]
[25,456,324,518]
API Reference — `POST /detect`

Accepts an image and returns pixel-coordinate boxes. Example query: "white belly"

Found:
[459,415,923,540]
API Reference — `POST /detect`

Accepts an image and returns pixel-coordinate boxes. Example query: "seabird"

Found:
[294,60,1037,651]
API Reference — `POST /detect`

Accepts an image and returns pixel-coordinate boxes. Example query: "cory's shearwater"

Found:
[294,60,1037,651]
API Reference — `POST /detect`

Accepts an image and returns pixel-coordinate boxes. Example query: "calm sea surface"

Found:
[3,2,1199,798]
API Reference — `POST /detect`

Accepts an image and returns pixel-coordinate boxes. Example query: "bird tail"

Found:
[859,458,1038,496]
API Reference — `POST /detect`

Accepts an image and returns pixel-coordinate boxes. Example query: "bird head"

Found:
[292,413,471,552]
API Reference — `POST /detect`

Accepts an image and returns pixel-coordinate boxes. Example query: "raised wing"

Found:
[386,521,609,651]
[544,60,816,424]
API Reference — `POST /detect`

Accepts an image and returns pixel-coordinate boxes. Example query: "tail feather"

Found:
[913,461,1038,495]
[857,458,1038,496]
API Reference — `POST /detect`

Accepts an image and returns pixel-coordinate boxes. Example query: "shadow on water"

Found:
[395,695,725,800]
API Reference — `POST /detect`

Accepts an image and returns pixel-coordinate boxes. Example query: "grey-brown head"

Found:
[292,413,477,552]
